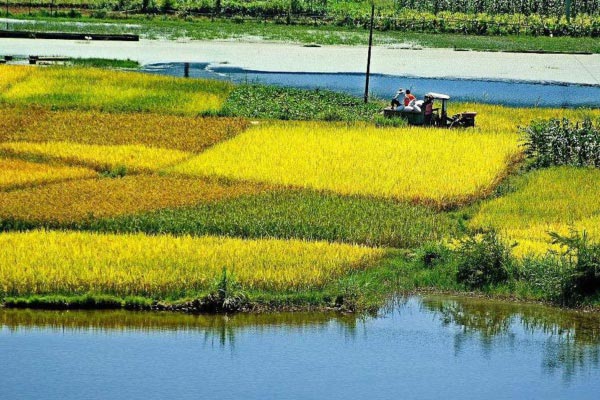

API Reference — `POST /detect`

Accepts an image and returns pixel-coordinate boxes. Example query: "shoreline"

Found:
[3,288,599,314]
[1,38,599,86]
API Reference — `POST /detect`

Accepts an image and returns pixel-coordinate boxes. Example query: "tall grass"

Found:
[522,117,600,168]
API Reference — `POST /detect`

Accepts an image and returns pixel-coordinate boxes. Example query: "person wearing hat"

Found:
[390,88,405,109]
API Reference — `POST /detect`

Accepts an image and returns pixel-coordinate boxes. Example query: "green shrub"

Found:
[520,231,600,306]
[456,231,512,289]
[519,255,572,304]
[522,118,600,168]
[415,242,451,268]
[551,231,600,303]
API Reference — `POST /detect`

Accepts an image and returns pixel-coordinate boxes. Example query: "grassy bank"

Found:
[3,15,600,53]
[69,58,141,69]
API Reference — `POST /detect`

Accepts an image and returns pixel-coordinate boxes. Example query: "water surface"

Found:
[2,296,599,399]
[143,62,600,108]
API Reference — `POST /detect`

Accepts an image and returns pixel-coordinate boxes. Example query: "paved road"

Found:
[1,38,599,85]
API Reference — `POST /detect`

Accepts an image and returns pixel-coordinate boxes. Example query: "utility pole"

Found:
[565,0,572,23]
[364,3,375,103]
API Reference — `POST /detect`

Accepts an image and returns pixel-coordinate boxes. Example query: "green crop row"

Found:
[1,190,461,249]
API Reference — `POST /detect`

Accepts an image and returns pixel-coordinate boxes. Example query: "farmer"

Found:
[404,89,416,107]
[423,95,434,125]
[390,88,405,109]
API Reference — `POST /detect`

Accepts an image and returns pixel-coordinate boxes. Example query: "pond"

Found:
[2,296,599,399]
[143,62,600,108]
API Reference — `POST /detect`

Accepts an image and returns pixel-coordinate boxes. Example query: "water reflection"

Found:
[0,308,358,348]
[2,297,600,398]
[418,296,600,381]
[143,62,600,107]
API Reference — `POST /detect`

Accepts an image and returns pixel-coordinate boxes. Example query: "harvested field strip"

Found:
[0,158,97,191]
[0,65,233,115]
[470,167,600,256]
[0,175,268,226]
[0,141,192,173]
[169,121,521,207]
[87,190,458,248]
[0,105,249,153]
[0,230,387,296]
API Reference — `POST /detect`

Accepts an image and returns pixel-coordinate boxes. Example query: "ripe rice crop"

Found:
[169,121,521,206]
[447,103,600,133]
[0,66,232,115]
[0,175,266,226]
[0,230,386,296]
[0,105,249,153]
[0,65,32,92]
[0,158,96,191]
[0,141,192,173]
[470,167,600,256]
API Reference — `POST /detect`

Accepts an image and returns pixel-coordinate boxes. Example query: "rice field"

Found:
[0,141,192,173]
[0,176,267,226]
[0,158,97,191]
[0,65,32,92]
[84,190,458,248]
[0,105,248,153]
[0,65,232,115]
[470,167,600,256]
[2,64,599,306]
[0,230,386,296]
[169,121,521,206]
[448,103,600,132]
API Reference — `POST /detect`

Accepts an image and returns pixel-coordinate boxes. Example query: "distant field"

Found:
[0,66,232,115]
[169,121,521,207]
[470,167,600,256]
[0,230,386,296]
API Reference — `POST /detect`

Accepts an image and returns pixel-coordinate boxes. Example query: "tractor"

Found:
[383,92,477,128]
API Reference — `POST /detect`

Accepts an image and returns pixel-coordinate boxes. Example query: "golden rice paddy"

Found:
[470,167,600,256]
[169,121,521,206]
[0,65,232,115]
[0,175,267,224]
[0,105,248,153]
[0,230,386,296]
[0,158,97,191]
[0,141,192,173]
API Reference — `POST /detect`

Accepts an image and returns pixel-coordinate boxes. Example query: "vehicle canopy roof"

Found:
[425,92,450,100]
